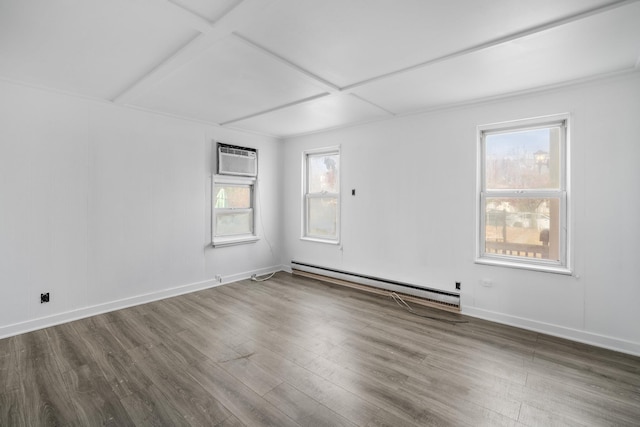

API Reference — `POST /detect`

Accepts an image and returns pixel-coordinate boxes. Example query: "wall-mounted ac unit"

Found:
[217,143,257,177]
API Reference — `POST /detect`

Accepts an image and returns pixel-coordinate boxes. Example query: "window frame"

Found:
[301,146,341,244]
[212,174,259,247]
[476,114,571,274]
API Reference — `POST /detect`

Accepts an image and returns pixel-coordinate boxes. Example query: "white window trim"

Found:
[301,146,341,244]
[212,174,259,248]
[476,114,571,274]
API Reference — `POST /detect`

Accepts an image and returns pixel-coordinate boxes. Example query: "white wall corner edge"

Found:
[0,264,287,341]
[462,306,640,357]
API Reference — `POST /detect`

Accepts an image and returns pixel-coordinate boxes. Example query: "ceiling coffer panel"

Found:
[352,2,640,114]
[130,35,329,124]
[0,0,198,99]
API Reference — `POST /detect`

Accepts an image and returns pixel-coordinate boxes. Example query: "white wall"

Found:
[0,80,283,338]
[2,73,639,356]
[282,72,640,356]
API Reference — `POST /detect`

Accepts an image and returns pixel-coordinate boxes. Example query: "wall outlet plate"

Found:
[40,293,50,303]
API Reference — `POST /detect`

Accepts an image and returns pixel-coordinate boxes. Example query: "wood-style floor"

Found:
[1,272,639,426]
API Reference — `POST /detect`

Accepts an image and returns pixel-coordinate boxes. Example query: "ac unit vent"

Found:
[217,143,257,177]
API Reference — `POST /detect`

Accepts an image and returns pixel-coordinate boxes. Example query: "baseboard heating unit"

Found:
[291,261,460,312]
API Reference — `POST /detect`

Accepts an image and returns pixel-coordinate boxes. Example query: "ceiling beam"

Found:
[231,32,341,93]
[348,94,397,116]
[154,0,217,33]
[220,93,331,126]
[113,0,275,104]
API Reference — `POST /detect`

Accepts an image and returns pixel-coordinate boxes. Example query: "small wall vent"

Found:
[217,143,257,177]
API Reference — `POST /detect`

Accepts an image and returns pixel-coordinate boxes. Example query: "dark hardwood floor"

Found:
[1,272,639,426]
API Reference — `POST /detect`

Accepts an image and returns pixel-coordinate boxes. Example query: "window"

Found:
[477,115,570,273]
[212,175,258,247]
[303,148,340,243]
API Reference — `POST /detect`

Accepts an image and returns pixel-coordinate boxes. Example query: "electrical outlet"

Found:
[40,292,50,303]
[455,281,461,290]
[215,275,222,283]
[481,279,493,287]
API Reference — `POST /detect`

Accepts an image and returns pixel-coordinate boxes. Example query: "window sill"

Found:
[212,236,259,248]
[301,236,340,245]
[475,257,572,275]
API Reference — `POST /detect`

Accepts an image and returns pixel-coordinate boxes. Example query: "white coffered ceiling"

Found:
[1,0,639,138]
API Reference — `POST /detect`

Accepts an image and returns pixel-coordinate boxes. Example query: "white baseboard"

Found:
[9,266,634,359]
[0,264,286,340]
[462,306,640,357]
[222,265,288,284]
[281,264,293,274]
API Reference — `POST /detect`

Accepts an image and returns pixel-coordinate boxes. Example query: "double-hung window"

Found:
[477,114,570,273]
[212,175,258,247]
[303,148,340,243]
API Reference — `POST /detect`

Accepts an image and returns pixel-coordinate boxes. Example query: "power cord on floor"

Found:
[390,292,468,324]
[250,272,277,282]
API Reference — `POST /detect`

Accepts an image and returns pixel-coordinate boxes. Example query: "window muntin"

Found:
[478,116,569,273]
[303,149,340,242]
[212,177,257,246]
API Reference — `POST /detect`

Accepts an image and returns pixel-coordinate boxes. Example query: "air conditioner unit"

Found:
[217,143,257,177]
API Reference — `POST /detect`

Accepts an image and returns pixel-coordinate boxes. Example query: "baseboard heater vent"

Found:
[291,261,460,312]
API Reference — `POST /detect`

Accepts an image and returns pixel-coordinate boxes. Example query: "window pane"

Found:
[485,126,560,190]
[307,197,337,238]
[215,211,253,236]
[308,153,339,193]
[484,197,560,261]
[214,185,251,209]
